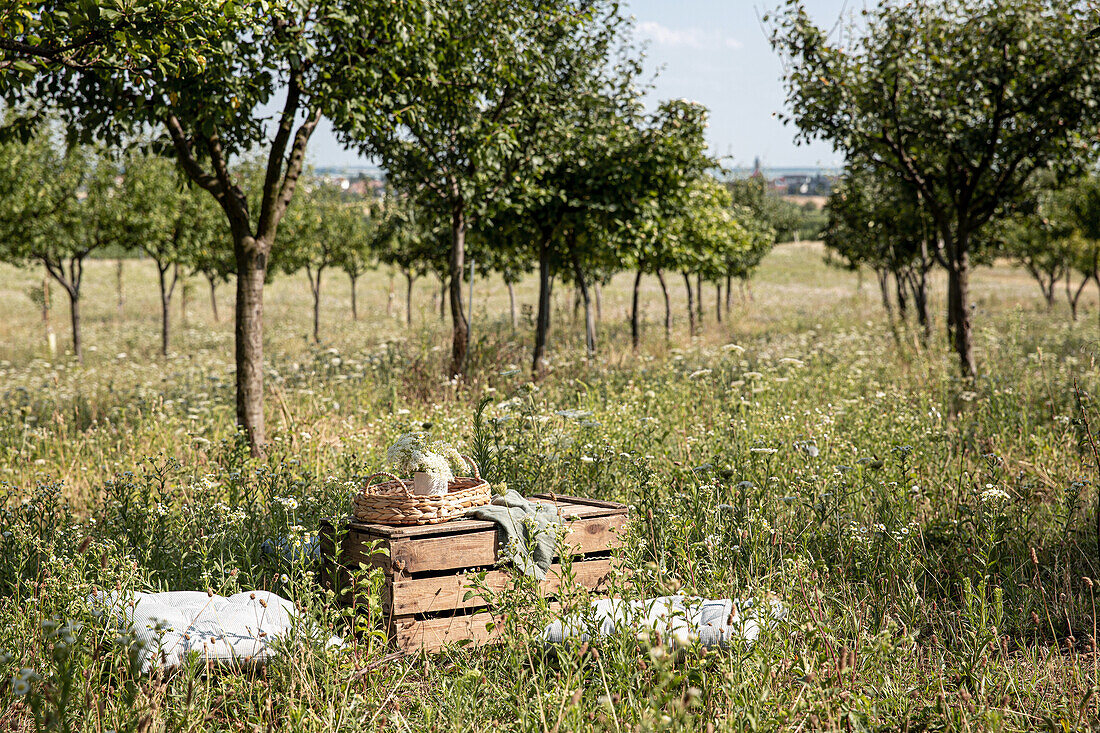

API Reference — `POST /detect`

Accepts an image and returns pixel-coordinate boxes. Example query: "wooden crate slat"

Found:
[387,513,626,575]
[349,516,494,539]
[392,611,500,652]
[533,494,628,512]
[391,603,566,653]
[384,556,615,616]
[391,530,496,574]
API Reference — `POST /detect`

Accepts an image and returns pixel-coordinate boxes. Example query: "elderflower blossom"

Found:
[386,432,458,480]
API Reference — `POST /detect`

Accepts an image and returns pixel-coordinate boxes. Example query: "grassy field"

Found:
[1,242,1100,731]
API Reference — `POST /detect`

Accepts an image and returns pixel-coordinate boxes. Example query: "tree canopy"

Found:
[772,0,1100,376]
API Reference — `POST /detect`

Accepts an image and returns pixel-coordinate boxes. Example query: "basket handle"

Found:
[362,471,411,496]
[460,455,481,480]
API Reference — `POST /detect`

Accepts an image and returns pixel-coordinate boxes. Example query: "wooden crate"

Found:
[321,494,628,652]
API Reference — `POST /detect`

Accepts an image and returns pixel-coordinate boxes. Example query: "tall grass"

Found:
[1,243,1099,731]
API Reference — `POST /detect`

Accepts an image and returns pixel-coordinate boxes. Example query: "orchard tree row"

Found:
[0,0,780,455]
[773,0,1100,376]
[824,165,1100,342]
[0,121,778,368]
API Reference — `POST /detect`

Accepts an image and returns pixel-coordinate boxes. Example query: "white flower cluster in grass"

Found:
[386,432,461,481]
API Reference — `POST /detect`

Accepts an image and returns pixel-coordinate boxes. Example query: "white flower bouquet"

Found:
[385,432,465,496]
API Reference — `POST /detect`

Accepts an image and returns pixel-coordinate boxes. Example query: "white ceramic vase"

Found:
[412,471,449,496]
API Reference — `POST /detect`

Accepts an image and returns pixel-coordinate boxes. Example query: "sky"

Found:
[305,0,854,170]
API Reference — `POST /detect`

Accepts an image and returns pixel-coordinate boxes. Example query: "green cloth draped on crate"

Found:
[466,490,563,580]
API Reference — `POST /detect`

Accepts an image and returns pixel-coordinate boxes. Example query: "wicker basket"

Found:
[351,455,491,525]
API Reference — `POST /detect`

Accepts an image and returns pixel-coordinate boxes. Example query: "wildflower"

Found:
[274,496,299,512]
[688,369,712,379]
[980,487,1010,503]
[580,456,595,464]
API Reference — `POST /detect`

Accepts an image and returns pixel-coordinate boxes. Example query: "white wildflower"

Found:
[274,497,299,512]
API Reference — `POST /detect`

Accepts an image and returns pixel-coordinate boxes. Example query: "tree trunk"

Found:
[386,273,394,318]
[683,272,696,337]
[157,262,178,358]
[910,270,932,345]
[1066,272,1076,320]
[656,269,671,341]
[439,276,447,321]
[69,287,82,363]
[507,281,517,332]
[44,256,85,363]
[877,268,903,346]
[570,244,596,358]
[725,274,732,315]
[532,235,553,375]
[1067,272,1090,321]
[349,272,358,321]
[1028,264,1058,309]
[946,262,959,346]
[715,282,722,324]
[115,259,124,317]
[631,268,643,350]
[877,269,893,318]
[406,271,414,327]
[696,273,704,326]
[307,266,323,344]
[42,276,56,356]
[948,240,976,378]
[235,242,267,454]
[178,264,188,329]
[916,241,933,344]
[449,201,470,376]
[207,274,220,323]
[894,272,908,320]
[594,281,602,323]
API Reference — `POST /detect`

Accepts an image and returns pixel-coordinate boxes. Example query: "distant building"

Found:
[315,168,388,198]
[727,162,837,197]
[768,173,834,197]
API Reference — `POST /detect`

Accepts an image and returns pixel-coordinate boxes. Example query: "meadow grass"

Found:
[1,242,1099,731]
